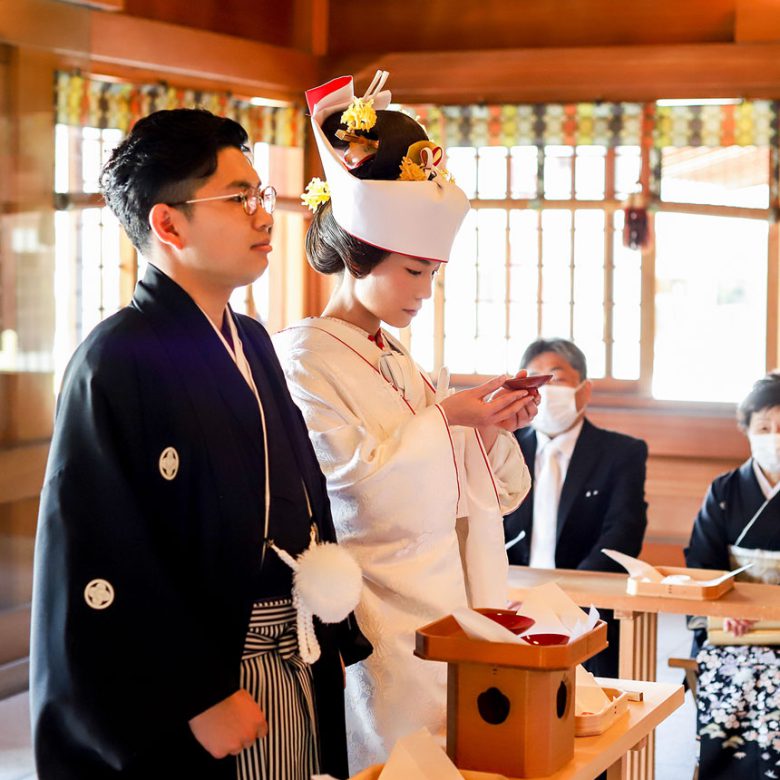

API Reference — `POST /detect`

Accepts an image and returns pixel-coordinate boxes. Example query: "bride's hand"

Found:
[439,375,535,430]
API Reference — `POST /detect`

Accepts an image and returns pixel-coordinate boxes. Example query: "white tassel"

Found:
[294,542,363,623]
[268,532,363,664]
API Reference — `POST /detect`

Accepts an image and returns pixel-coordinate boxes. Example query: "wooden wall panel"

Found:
[332,42,780,105]
[736,0,780,42]
[0,605,31,664]
[292,0,329,56]
[0,374,54,444]
[328,0,736,54]
[645,455,739,540]
[0,445,48,506]
[123,0,295,49]
[0,495,37,619]
[587,405,748,461]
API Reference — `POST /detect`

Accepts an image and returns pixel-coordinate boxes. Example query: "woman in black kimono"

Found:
[685,372,780,780]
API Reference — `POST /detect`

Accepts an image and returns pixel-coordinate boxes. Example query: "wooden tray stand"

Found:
[574,687,630,737]
[414,616,608,778]
[626,566,734,600]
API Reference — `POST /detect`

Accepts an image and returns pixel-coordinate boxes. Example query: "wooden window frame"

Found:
[419,143,774,412]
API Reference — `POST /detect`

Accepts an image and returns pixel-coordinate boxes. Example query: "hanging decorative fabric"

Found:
[404,99,778,151]
[404,100,779,213]
[54,70,305,147]
[653,100,778,148]
[406,102,645,149]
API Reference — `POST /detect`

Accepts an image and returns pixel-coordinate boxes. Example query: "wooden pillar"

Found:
[615,609,658,780]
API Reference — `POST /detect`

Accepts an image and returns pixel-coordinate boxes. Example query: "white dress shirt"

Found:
[529,419,584,568]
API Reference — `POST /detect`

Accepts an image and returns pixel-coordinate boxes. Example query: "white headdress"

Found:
[304,71,470,263]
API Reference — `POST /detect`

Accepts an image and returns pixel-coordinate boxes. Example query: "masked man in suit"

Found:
[503,338,648,676]
[30,108,369,780]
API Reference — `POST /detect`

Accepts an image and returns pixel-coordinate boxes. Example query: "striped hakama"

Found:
[237,598,320,780]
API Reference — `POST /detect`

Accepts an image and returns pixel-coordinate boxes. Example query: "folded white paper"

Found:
[515,582,599,641]
[575,664,611,715]
[453,583,599,645]
[378,728,462,780]
[601,549,664,582]
[602,548,752,586]
[452,608,526,644]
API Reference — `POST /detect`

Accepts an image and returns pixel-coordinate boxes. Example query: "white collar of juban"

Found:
[752,458,780,501]
[199,304,271,567]
[303,316,389,365]
[201,304,257,393]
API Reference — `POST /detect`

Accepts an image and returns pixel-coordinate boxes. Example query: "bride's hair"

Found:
[305,201,389,278]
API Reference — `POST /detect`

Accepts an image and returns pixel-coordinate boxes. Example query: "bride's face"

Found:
[352,253,441,328]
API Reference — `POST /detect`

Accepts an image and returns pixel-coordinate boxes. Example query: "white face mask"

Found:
[532,382,585,437]
[749,432,780,475]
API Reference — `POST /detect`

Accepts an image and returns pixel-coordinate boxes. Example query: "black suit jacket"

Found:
[503,418,648,572]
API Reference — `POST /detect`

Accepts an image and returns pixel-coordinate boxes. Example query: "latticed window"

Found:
[394,100,777,403]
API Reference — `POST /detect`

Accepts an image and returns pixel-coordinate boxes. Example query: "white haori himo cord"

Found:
[268,527,363,663]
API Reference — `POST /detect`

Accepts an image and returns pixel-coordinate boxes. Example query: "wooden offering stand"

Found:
[626,566,734,600]
[415,615,608,778]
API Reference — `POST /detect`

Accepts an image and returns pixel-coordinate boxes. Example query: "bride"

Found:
[274,71,537,771]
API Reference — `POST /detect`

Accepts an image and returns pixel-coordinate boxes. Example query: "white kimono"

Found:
[273,317,530,770]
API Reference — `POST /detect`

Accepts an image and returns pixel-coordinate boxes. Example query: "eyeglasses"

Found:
[171,184,277,216]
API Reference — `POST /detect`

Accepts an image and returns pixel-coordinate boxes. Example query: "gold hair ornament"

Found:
[335,129,380,149]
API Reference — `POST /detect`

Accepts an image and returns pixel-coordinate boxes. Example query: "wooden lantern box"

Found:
[415,615,608,778]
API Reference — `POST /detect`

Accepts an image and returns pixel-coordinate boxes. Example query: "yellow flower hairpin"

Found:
[301,177,331,212]
[341,97,377,134]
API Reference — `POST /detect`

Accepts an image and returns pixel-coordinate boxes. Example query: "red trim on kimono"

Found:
[473,428,501,509]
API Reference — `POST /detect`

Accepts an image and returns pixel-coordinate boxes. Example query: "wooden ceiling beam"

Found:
[329,42,780,104]
[1,0,316,101]
[327,0,737,54]
[89,13,317,101]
